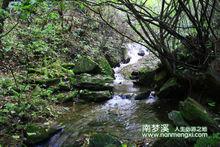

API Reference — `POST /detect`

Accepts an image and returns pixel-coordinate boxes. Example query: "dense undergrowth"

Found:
[0,1,125,145]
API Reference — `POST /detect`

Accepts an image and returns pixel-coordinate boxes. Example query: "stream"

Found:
[40,43,177,146]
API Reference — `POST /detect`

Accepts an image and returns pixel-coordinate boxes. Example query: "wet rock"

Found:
[79,90,112,102]
[138,50,145,56]
[130,71,139,80]
[122,57,131,64]
[120,52,159,80]
[134,91,151,100]
[168,111,188,126]
[180,98,220,132]
[25,124,62,145]
[118,94,133,99]
[88,133,121,147]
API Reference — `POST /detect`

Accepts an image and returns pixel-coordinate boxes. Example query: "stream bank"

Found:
[33,43,180,146]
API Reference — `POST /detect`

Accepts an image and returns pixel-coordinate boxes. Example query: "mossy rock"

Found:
[25,124,62,145]
[79,90,112,102]
[97,57,114,77]
[74,56,100,74]
[133,69,157,87]
[73,74,113,91]
[53,91,78,103]
[104,48,122,67]
[168,111,188,126]
[78,73,113,84]
[88,133,121,147]
[180,98,219,132]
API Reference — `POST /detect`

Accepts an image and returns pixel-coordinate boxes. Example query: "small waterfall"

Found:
[113,43,149,93]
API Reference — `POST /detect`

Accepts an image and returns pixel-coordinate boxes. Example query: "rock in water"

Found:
[134,91,151,100]
[79,90,112,102]
[122,57,131,64]
[138,50,145,56]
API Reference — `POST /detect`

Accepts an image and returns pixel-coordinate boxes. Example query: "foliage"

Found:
[195,133,220,147]
[83,0,220,75]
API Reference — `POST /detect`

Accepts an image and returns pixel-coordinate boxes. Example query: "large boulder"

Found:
[73,74,114,91]
[25,124,62,145]
[134,91,151,100]
[96,57,114,77]
[104,46,124,68]
[79,90,112,102]
[88,133,121,147]
[74,56,100,74]
[180,98,220,132]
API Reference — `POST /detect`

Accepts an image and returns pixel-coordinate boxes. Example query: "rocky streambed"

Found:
[32,43,220,147]
[32,43,176,146]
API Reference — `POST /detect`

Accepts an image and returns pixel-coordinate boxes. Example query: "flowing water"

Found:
[41,43,177,146]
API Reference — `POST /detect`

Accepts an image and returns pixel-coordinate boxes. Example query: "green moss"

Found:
[97,57,114,77]
[180,98,217,126]
[77,73,114,85]
[32,85,53,99]
[74,56,99,74]
[62,63,75,69]
[25,124,60,145]
[53,91,78,103]
[79,90,112,102]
